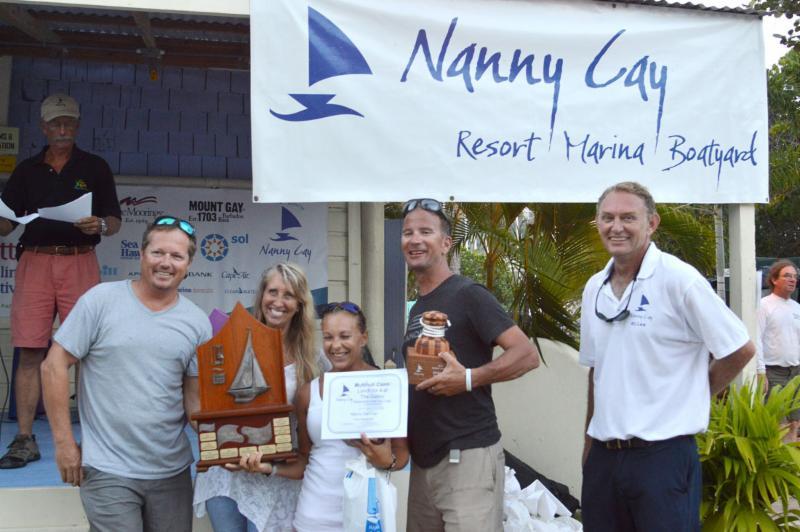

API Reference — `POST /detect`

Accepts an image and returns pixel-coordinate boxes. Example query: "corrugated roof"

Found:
[594,0,763,16]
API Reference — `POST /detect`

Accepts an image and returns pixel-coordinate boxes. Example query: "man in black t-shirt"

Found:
[401,199,540,532]
[0,94,121,469]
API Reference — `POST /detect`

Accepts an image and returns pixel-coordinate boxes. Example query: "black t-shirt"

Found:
[402,274,515,467]
[2,146,121,246]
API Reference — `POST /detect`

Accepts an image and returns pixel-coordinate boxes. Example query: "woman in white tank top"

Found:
[234,302,409,532]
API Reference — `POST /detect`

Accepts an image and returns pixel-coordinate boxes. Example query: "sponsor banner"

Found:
[251,0,768,204]
[0,185,328,317]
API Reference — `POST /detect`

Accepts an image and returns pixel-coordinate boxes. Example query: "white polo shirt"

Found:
[579,244,750,441]
[756,293,800,372]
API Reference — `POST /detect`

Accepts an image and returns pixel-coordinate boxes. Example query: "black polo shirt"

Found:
[2,146,121,246]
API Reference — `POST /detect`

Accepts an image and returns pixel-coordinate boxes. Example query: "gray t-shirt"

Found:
[54,280,212,479]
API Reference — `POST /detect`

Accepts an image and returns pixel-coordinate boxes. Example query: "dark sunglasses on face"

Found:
[153,215,196,238]
[319,301,362,319]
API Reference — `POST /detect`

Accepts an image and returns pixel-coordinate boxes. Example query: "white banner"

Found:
[251,0,768,204]
[0,186,328,317]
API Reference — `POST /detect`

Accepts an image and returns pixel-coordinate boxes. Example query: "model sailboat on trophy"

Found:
[192,304,296,471]
[228,329,270,403]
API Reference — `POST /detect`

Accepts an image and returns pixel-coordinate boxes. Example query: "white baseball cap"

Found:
[41,93,80,122]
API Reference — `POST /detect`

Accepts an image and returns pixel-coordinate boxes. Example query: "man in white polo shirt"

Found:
[756,259,800,436]
[579,181,754,531]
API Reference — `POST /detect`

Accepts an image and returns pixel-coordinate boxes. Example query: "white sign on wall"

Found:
[0,185,329,317]
[251,0,768,204]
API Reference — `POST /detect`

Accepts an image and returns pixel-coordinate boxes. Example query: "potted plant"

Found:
[697,377,800,531]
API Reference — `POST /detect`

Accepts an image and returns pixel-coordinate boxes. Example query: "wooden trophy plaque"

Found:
[192,303,296,472]
[407,310,450,385]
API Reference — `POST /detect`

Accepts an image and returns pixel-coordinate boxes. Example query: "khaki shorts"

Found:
[11,250,99,348]
[407,441,505,532]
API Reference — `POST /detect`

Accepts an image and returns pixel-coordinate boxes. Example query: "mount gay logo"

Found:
[270,7,372,122]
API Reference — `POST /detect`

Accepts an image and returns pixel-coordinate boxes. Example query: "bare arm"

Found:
[709,340,755,396]
[41,342,82,486]
[582,368,594,466]
[183,375,199,431]
[0,218,14,236]
[104,216,121,236]
[418,325,540,396]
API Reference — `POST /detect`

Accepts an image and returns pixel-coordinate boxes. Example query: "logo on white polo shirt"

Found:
[630,293,654,327]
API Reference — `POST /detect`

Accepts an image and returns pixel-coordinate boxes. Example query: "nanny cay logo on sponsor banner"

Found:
[201,234,229,262]
[260,206,313,264]
[188,200,245,223]
[119,196,162,224]
[270,7,372,122]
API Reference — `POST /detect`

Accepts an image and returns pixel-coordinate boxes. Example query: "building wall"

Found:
[0,55,359,427]
[8,57,252,180]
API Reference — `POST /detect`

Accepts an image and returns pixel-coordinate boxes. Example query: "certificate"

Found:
[321,369,408,440]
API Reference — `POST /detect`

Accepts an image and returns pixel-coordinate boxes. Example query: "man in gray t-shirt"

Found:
[42,216,211,532]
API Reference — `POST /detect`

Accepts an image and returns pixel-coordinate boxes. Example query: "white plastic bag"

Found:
[342,454,397,532]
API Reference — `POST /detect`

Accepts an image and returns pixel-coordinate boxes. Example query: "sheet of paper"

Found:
[321,369,408,440]
[38,192,91,223]
[0,199,39,224]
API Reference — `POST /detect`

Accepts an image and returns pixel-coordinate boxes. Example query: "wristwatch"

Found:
[386,453,397,471]
[99,218,107,236]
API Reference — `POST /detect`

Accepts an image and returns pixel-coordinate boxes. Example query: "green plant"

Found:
[697,378,800,531]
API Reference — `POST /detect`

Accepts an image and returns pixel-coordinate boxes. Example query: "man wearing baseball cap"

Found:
[0,93,121,469]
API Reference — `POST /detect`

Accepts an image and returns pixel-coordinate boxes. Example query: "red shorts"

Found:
[11,250,100,348]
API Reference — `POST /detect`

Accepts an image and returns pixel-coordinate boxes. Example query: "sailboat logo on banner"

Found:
[270,207,302,242]
[270,7,372,122]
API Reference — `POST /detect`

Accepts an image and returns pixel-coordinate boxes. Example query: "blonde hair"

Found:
[253,263,318,389]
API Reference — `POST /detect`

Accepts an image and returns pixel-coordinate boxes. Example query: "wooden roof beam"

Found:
[0,4,61,44]
[131,11,159,51]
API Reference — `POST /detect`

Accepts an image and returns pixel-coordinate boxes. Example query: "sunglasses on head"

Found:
[153,216,196,238]
[319,301,362,319]
[402,198,444,217]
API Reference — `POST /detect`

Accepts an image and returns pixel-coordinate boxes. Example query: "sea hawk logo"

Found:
[119,196,158,206]
[270,207,302,242]
[635,294,649,312]
[270,7,372,122]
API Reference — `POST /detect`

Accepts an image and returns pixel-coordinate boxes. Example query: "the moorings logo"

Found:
[119,196,157,206]
[118,196,161,223]
[270,7,372,122]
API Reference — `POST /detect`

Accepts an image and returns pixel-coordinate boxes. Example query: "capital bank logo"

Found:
[270,7,372,122]
[271,206,302,242]
[119,196,158,206]
[201,234,229,262]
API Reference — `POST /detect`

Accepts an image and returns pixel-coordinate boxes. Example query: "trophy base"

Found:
[407,349,446,385]
[192,404,297,472]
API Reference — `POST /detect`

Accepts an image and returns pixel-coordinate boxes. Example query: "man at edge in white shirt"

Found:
[579,181,755,532]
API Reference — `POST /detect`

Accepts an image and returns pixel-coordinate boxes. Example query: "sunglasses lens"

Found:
[420,199,442,212]
[178,220,195,235]
[156,216,177,225]
[402,199,418,215]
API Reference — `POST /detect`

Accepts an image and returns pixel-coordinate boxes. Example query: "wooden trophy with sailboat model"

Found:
[192,303,296,471]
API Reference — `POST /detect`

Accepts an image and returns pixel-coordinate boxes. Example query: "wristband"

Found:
[271,464,279,476]
[465,368,472,392]
[386,453,397,471]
